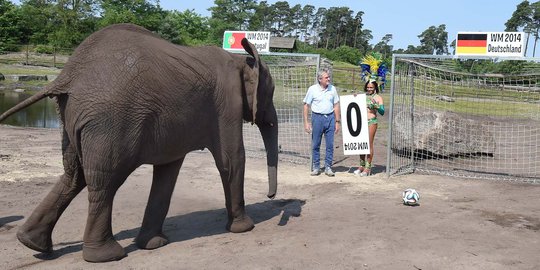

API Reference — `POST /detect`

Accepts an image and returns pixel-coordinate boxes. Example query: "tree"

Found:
[352,11,363,49]
[331,45,362,65]
[311,7,327,47]
[298,4,315,42]
[505,1,532,31]
[249,0,272,31]
[321,7,354,49]
[98,0,165,32]
[0,0,22,50]
[505,1,533,55]
[531,1,540,56]
[269,1,290,37]
[49,0,99,48]
[207,0,257,44]
[17,0,56,45]
[417,24,448,55]
[449,39,456,55]
[287,4,302,37]
[158,9,209,46]
[373,34,393,58]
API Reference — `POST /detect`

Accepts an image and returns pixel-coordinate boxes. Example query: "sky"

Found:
[158,0,526,51]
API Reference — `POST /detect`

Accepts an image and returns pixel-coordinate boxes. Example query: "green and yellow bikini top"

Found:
[366,93,385,116]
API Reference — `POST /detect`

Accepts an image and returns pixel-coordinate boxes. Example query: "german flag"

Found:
[223,32,246,50]
[456,33,487,54]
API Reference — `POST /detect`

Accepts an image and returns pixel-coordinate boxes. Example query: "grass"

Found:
[391,83,538,119]
[0,63,58,89]
[0,63,61,76]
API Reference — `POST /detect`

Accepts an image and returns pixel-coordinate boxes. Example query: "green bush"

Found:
[34,45,55,54]
[0,42,20,53]
[332,46,362,65]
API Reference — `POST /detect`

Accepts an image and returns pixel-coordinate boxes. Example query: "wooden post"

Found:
[351,68,356,89]
[25,45,29,65]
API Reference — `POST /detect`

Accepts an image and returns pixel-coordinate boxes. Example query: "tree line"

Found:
[0,0,538,66]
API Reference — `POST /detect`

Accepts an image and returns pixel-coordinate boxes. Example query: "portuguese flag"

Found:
[223,32,246,49]
[456,33,487,54]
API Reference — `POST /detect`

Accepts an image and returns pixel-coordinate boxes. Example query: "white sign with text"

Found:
[222,31,270,53]
[487,32,525,57]
[340,94,370,155]
[456,32,525,57]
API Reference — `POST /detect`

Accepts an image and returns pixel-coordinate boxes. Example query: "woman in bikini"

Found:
[354,80,384,176]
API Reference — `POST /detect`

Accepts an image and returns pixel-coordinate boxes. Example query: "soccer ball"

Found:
[402,188,420,205]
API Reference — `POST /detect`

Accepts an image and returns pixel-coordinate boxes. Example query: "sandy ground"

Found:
[1,125,540,270]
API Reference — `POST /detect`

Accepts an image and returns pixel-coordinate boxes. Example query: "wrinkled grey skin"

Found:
[0,23,278,262]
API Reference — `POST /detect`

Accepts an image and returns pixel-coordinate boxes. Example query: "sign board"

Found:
[456,32,525,57]
[223,31,270,53]
[340,94,370,155]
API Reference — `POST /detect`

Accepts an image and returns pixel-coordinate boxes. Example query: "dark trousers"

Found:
[311,112,335,170]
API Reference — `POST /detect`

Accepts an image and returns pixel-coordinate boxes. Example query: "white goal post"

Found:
[386,54,540,183]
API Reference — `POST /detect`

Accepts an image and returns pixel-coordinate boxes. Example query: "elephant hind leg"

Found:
[82,190,126,262]
[136,158,183,250]
[17,135,86,253]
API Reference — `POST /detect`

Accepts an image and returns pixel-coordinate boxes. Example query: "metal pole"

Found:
[309,55,321,171]
[386,55,397,177]
[409,63,416,172]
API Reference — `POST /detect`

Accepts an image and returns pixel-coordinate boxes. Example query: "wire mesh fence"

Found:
[242,52,320,164]
[387,54,540,183]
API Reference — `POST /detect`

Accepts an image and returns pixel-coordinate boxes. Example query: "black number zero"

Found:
[346,102,362,137]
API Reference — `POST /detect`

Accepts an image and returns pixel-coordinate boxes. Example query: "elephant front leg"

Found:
[216,151,254,233]
[136,159,183,250]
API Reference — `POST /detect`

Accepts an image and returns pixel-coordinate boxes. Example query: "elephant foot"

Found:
[135,232,169,250]
[17,225,53,253]
[83,238,126,262]
[227,215,255,233]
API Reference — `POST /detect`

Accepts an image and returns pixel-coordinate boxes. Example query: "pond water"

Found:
[0,90,60,128]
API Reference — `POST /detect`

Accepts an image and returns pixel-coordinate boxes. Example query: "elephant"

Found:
[0,23,278,262]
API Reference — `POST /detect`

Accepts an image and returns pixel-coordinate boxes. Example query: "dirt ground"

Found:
[1,125,539,270]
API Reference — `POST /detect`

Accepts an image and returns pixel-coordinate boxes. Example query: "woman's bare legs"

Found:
[362,123,378,176]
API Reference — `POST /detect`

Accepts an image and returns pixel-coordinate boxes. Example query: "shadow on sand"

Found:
[33,198,306,260]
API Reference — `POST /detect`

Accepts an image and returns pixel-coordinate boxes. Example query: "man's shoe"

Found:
[325,167,335,177]
[310,168,320,176]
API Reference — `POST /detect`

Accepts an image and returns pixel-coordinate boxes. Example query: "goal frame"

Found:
[386,54,540,183]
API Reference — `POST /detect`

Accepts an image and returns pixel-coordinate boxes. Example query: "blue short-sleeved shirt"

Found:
[303,84,339,114]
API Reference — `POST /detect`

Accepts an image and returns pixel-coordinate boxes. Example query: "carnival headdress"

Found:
[360,52,388,90]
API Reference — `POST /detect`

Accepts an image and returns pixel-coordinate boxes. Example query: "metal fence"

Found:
[386,54,540,183]
[242,52,320,164]
[0,45,72,68]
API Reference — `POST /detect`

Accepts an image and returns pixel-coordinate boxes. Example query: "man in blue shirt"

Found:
[303,70,341,176]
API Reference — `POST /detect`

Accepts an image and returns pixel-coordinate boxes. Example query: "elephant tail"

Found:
[0,90,52,123]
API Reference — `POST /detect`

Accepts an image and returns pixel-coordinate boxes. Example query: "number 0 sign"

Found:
[340,94,370,155]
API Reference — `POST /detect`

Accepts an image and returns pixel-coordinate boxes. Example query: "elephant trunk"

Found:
[258,117,278,199]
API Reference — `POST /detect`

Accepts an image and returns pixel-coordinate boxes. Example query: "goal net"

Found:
[387,54,540,183]
[242,52,320,164]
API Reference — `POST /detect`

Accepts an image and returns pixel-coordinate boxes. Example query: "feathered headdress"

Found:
[360,52,388,90]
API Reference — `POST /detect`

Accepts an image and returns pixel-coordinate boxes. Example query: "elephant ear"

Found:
[241,38,260,123]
